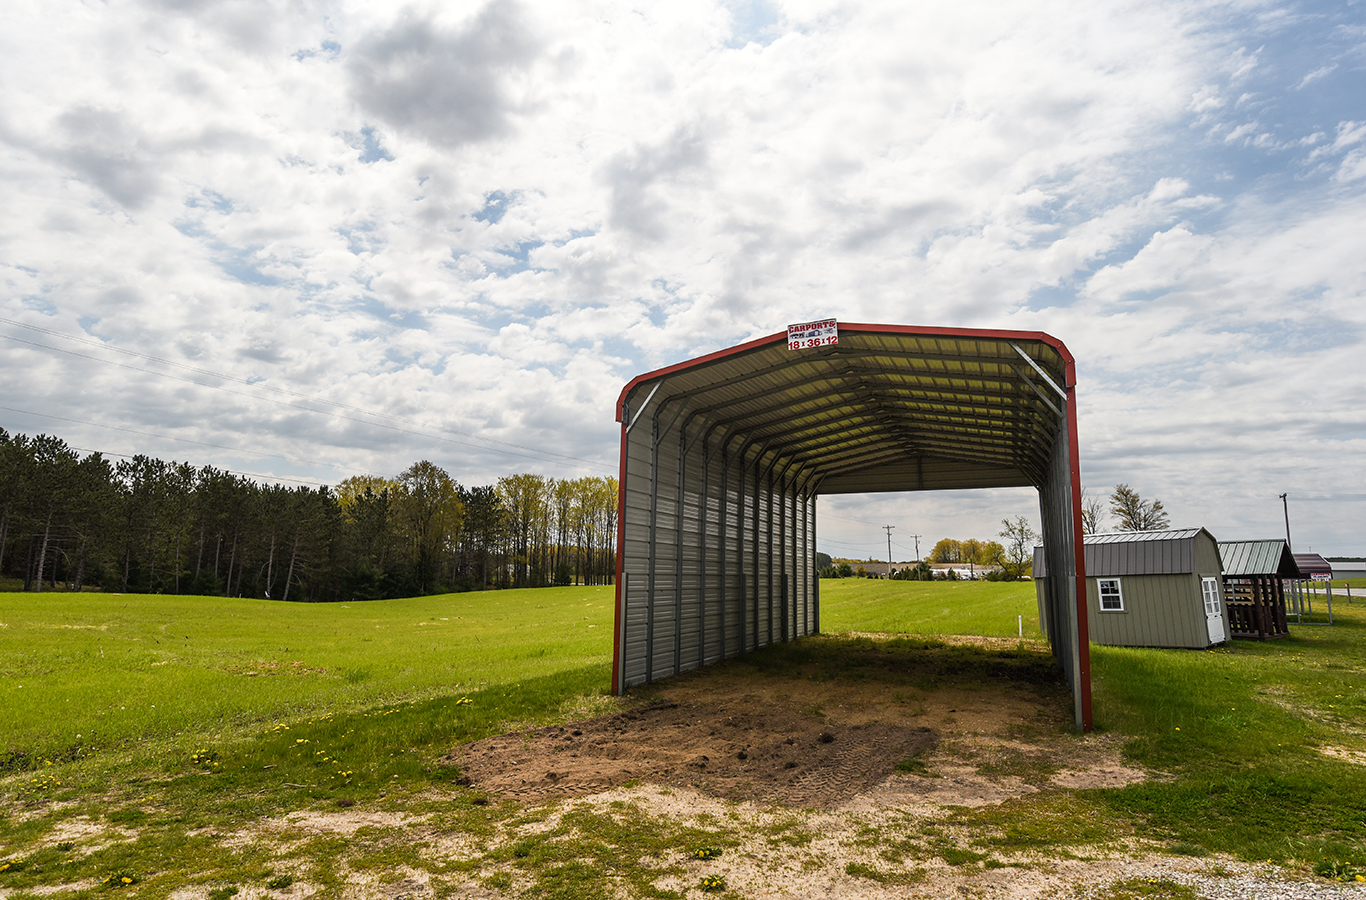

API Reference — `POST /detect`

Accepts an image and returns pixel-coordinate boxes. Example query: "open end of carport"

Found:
[610,323,1092,732]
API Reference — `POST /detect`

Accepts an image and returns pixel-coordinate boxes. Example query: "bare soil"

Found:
[447,635,1142,809]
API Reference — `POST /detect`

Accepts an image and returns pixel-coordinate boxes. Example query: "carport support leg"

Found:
[813,497,820,634]
[674,428,685,676]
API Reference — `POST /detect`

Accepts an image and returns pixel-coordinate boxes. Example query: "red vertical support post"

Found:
[611,412,630,696]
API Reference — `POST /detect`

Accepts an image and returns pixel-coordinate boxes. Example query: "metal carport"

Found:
[611,323,1092,731]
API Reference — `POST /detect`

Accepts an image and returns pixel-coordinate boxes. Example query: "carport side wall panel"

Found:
[619,429,654,688]
[618,419,817,690]
[1064,375,1091,732]
[1038,408,1085,730]
[615,395,655,692]
[675,445,705,677]
[658,411,712,681]
[650,417,681,682]
[1034,367,1089,732]
[616,396,685,690]
[722,446,746,660]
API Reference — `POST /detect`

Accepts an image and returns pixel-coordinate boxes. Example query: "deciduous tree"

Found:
[396,461,463,595]
[998,516,1039,580]
[1109,484,1169,531]
[1081,487,1106,534]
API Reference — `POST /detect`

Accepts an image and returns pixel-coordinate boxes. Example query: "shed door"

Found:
[1202,577,1226,645]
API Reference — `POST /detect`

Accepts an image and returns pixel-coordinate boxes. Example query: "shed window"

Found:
[1098,579,1124,612]
[1201,577,1221,616]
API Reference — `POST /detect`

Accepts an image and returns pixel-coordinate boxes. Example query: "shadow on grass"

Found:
[738,633,1068,692]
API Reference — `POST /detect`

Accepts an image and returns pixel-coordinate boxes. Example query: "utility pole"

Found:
[1279,493,1292,550]
[883,525,895,578]
[911,534,922,561]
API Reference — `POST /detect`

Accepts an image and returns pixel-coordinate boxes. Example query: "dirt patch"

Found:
[1321,745,1366,765]
[447,635,1143,809]
[452,692,935,807]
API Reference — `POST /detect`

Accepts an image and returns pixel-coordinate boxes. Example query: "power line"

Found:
[816,536,878,549]
[0,320,613,473]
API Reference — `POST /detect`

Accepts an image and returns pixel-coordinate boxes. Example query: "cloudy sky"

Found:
[2,0,1363,559]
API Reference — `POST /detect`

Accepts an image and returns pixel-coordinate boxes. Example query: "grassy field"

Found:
[2,579,1365,897]
[0,587,615,767]
[818,577,1042,638]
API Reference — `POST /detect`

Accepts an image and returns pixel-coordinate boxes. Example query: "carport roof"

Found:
[615,323,1075,494]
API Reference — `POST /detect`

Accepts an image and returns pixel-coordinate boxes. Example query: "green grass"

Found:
[0,587,621,899]
[818,577,1041,638]
[3,579,1366,896]
[0,586,614,768]
[1088,610,1366,865]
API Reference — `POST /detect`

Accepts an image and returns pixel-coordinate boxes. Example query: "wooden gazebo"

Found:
[1219,540,1297,640]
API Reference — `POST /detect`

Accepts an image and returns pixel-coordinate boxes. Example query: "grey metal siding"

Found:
[1036,409,1085,730]
[618,398,819,692]
[1088,574,1207,649]
[1088,534,1194,577]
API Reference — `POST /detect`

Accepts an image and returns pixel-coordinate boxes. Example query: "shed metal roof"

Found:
[1034,528,1217,578]
[1082,529,1205,544]
[1219,540,1300,578]
[615,324,1073,494]
[1293,553,1333,576]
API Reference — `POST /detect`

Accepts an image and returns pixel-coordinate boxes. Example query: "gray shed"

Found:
[615,323,1094,731]
[1035,528,1228,649]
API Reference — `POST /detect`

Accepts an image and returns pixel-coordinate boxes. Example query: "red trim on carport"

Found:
[611,410,629,695]
[614,323,1075,422]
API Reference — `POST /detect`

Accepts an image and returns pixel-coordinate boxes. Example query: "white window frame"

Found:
[1201,577,1221,616]
[1098,578,1124,612]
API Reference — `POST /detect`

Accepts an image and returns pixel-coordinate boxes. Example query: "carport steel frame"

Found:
[611,323,1093,731]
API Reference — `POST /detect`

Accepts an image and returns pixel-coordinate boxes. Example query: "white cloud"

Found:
[1295,64,1337,89]
[1,0,1363,553]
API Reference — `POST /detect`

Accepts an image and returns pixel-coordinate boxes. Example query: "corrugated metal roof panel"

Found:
[1035,528,1212,577]
[1293,553,1333,576]
[1219,540,1299,577]
[616,326,1071,495]
[1084,529,1204,544]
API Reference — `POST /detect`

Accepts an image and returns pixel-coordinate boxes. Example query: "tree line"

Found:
[0,428,617,600]
[818,516,1040,582]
